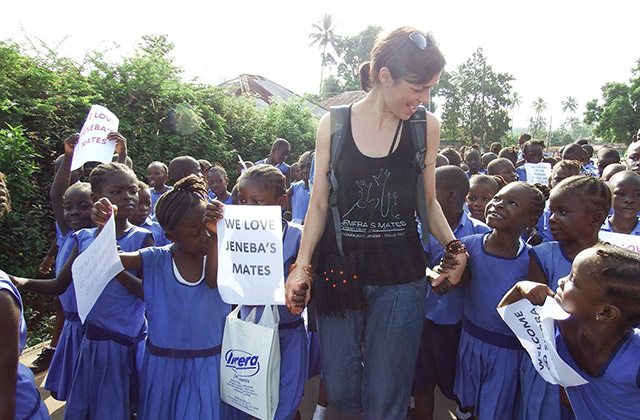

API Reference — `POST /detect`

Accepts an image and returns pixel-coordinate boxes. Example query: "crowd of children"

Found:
[2,129,640,420]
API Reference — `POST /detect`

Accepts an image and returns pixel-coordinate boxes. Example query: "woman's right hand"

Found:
[285,264,311,315]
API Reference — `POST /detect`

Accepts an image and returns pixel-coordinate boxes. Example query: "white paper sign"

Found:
[71,105,119,170]
[497,297,588,387]
[599,230,640,254]
[524,162,552,185]
[217,205,285,305]
[72,213,125,323]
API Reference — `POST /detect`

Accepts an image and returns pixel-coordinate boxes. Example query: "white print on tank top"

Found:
[341,168,406,239]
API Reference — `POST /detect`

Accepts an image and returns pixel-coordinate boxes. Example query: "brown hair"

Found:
[359,27,445,92]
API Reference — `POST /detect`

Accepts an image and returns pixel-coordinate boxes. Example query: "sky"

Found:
[2,0,638,131]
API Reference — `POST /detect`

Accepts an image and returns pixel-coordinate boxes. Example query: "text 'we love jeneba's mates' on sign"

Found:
[71,105,119,171]
[217,205,285,305]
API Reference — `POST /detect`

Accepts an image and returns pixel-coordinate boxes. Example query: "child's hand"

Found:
[437,251,460,273]
[203,201,224,234]
[517,281,554,306]
[92,197,117,227]
[63,133,80,155]
[8,274,26,289]
[431,252,467,287]
[38,256,55,274]
[285,264,312,315]
[108,132,127,155]
[432,277,454,295]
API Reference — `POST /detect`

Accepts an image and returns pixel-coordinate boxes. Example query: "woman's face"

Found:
[384,71,441,120]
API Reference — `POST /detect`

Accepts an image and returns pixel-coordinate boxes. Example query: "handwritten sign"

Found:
[524,162,552,185]
[497,297,587,387]
[71,105,119,170]
[599,230,640,254]
[217,205,285,305]
[72,213,125,322]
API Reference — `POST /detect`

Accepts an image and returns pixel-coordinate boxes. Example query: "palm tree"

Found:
[561,96,578,115]
[531,97,548,117]
[510,92,521,134]
[309,14,337,94]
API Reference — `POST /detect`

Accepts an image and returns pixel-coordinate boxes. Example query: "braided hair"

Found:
[591,244,640,327]
[155,174,208,232]
[553,175,611,223]
[206,162,228,179]
[89,162,137,194]
[238,164,286,199]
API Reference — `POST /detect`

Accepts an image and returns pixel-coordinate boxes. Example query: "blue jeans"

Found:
[317,277,427,419]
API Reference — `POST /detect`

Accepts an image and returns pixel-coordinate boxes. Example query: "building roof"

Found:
[217,74,326,118]
[318,90,367,109]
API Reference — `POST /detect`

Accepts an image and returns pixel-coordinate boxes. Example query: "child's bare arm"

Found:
[50,133,79,235]
[203,201,224,289]
[10,245,78,295]
[38,237,59,274]
[499,281,554,308]
[0,290,20,420]
[108,132,128,165]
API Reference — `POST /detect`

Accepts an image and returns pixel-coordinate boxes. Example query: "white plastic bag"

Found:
[220,305,280,420]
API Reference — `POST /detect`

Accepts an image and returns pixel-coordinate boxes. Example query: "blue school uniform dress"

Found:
[600,216,640,235]
[414,214,490,399]
[64,226,151,420]
[290,181,310,224]
[137,245,239,420]
[150,186,172,216]
[44,229,85,400]
[454,233,528,420]
[141,216,171,247]
[516,166,527,182]
[557,324,640,420]
[539,201,553,243]
[1,271,51,420]
[256,159,290,175]
[239,221,308,420]
[518,241,574,420]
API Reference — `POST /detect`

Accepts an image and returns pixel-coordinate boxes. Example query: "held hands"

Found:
[285,263,312,315]
[63,133,80,155]
[203,201,224,235]
[431,251,467,289]
[92,197,118,227]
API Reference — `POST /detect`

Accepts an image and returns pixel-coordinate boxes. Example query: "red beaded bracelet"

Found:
[445,239,467,256]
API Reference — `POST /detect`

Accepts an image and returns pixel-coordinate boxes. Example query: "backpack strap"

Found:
[328,105,351,257]
[408,105,429,245]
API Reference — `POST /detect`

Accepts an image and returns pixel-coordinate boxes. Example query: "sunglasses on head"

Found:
[386,31,437,61]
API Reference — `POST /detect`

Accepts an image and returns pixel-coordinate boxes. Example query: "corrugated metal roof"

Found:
[318,90,367,109]
[218,74,327,117]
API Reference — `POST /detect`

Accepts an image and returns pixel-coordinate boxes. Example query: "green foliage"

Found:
[333,26,382,92]
[260,99,318,161]
[584,61,640,144]
[438,49,513,146]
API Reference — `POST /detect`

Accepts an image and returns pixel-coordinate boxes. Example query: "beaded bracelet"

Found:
[445,239,467,256]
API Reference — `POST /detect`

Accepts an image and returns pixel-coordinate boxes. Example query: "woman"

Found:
[285,27,467,418]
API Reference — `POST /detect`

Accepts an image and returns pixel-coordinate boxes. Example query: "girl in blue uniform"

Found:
[0,172,50,420]
[236,164,308,420]
[206,163,233,205]
[454,182,546,419]
[522,175,611,420]
[44,134,95,401]
[600,171,640,235]
[147,161,171,216]
[502,244,640,420]
[91,174,239,420]
[286,151,313,225]
[11,162,154,420]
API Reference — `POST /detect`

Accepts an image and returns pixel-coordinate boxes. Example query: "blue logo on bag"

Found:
[225,350,260,377]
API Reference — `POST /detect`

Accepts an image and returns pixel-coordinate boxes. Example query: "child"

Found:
[602,163,627,182]
[464,148,481,178]
[480,152,497,173]
[441,147,462,167]
[92,175,239,420]
[600,171,640,235]
[626,141,640,175]
[596,147,620,177]
[521,175,610,419]
[487,157,518,183]
[0,171,51,420]
[453,182,546,419]
[236,165,308,420]
[286,152,313,224]
[206,163,232,204]
[465,174,500,223]
[516,139,545,181]
[498,146,518,167]
[257,138,291,177]
[131,181,171,246]
[43,134,96,401]
[168,156,202,183]
[147,161,172,216]
[11,162,154,419]
[501,244,640,420]
[290,162,302,183]
[413,166,490,420]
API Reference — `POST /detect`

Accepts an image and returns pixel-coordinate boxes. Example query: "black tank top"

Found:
[332,118,426,285]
